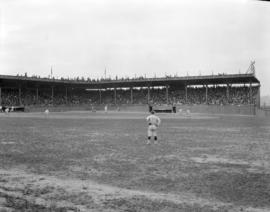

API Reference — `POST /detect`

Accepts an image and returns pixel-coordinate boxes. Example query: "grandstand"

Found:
[0,73,260,115]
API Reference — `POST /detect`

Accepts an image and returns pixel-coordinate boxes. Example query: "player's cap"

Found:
[151,111,155,114]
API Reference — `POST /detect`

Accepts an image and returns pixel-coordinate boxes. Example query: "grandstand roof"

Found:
[0,73,260,89]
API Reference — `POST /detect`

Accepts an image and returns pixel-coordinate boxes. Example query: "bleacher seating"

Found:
[0,85,259,107]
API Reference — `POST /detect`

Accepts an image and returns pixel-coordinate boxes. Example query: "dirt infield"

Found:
[0,111,270,211]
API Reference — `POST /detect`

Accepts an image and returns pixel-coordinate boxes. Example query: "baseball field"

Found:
[0,111,269,212]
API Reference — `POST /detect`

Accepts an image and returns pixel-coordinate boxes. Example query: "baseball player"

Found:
[146,111,161,144]
[44,109,49,116]
[5,107,10,115]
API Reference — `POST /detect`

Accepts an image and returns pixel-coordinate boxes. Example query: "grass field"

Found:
[0,111,270,212]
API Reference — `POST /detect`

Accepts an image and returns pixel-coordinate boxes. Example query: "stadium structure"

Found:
[0,67,263,115]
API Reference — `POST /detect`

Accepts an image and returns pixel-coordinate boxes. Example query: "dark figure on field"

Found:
[146,111,161,144]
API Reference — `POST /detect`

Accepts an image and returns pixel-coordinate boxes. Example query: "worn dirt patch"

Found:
[1,168,268,212]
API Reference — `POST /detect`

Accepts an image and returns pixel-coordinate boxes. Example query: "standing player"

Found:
[44,109,49,117]
[91,105,96,113]
[146,111,161,144]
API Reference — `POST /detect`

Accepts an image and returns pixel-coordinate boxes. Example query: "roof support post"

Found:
[147,86,150,104]
[65,87,68,104]
[130,87,133,104]
[257,84,261,108]
[99,89,102,104]
[205,84,208,104]
[249,82,253,104]
[0,87,2,105]
[51,86,54,106]
[185,85,188,104]
[114,87,117,105]
[226,83,230,103]
[19,86,22,105]
[70,87,73,105]
[166,85,169,105]
[36,87,39,104]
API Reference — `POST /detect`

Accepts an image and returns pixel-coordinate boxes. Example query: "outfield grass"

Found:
[0,111,270,212]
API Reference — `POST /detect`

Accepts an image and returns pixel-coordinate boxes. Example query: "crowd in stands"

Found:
[0,85,259,107]
[12,71,251,85]
[16,73,157,83]
[168,86,258,105]
[1,90,20,106]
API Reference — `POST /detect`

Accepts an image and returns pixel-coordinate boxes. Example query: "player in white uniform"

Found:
[5,107,9,114]
[44,109,49,117]
[146,111,161,144]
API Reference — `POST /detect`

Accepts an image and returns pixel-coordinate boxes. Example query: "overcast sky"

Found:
[0,0,269,95]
